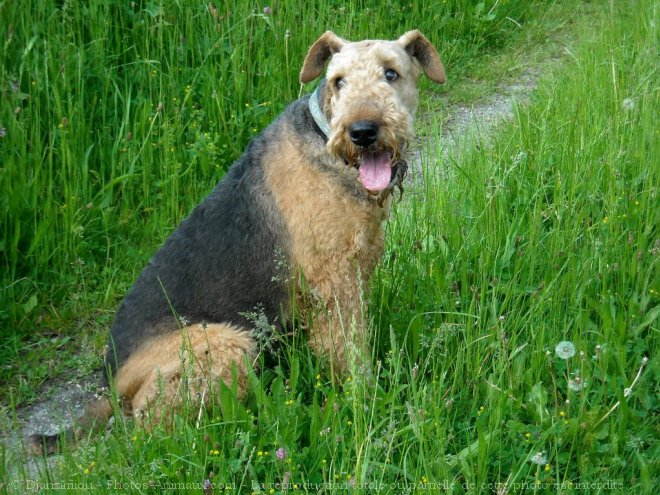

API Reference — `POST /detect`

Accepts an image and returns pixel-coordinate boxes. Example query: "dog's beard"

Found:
[328,130,406,194]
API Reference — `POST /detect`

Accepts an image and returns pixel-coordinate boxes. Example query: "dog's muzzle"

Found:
[308,86,407,204]
[348,120,379,147]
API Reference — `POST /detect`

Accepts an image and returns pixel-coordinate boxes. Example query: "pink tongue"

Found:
[358,151,392,192]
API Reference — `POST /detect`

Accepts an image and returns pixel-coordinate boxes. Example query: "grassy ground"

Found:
[1,0,658,493]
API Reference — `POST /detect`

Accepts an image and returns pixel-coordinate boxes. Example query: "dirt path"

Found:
[8,373,102,440]
[407,66,541,189]
[440,68,539,148]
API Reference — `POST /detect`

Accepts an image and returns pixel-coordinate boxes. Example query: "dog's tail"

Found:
[25,397,113,456]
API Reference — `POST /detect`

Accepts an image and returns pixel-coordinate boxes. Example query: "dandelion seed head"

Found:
[622,98,635,111]
[530,451,548,465]
[568,376,585,391]
[555,341,576,359]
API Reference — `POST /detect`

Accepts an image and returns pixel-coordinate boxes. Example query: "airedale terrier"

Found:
[27,30,445,455]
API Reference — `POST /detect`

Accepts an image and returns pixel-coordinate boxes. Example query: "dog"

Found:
[26,30,445,455]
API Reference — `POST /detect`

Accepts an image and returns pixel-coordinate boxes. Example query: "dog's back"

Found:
[106,117,292,376]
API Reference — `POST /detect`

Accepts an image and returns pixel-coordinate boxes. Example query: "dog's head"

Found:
[300,31,445,195]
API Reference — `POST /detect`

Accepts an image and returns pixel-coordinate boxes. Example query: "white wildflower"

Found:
[568,376,586,391]
[555,341,576,360]
[530,451,548,465]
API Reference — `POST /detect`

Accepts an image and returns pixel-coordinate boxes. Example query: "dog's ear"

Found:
[397,30,446,84]
[300,31,345,84]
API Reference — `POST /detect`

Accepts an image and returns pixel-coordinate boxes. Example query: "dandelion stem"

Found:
[191,388,206,453]
[593,357,649,429]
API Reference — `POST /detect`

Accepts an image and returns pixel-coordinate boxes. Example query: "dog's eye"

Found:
[335,77,346,90]
[384,69,398,82]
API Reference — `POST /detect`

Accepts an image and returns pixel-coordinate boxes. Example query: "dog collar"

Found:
[308,85,331,138]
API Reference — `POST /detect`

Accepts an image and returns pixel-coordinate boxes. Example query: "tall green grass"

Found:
[2,0,656,493]
[0,0,537,395]
[373,0,658,489]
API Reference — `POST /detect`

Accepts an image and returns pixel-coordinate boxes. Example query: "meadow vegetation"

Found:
[1,0,657,493]
[1,0,535,402]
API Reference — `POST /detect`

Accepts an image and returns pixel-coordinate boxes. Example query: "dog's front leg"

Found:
[303,266,370,377]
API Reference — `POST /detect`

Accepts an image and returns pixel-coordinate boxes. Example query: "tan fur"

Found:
[299,31,346,83]
[396,30,446,83]
[268,30,444,374]
[116,323,256,423]
[302,31,445,170]
[264,127,388,374]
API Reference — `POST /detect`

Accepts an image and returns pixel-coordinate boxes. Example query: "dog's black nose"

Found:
[348,120,379,147]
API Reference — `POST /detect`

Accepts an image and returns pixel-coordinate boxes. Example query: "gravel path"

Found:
[407,67,540,189]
